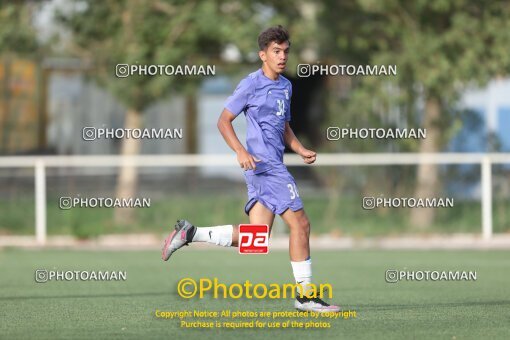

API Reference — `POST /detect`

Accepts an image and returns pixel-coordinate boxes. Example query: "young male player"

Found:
[162,25,339,313]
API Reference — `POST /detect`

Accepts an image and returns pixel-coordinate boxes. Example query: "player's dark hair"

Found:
[258,25,290,51]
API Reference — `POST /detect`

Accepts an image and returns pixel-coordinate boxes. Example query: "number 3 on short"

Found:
[287,183,300,199]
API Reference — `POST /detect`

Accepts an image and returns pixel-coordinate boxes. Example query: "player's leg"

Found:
[162,173,268,260]
[225,201,276,247]
[280,208,310,261]
[229,201,275,247]
[280,208,311,291]
[162,201,274,260]
[248,201,276,233]
[232,173,275,246]
[162,220,237,261]
[281,208,340,312]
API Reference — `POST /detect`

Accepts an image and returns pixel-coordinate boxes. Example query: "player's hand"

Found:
[237,149,261,170]
[299,148,316,164]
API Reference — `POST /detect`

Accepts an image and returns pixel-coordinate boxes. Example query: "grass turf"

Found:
[0,248,509,339]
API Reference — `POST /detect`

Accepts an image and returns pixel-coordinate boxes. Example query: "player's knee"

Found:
[296,216,310,236]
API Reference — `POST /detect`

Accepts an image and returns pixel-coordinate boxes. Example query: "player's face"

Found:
[259,41,290,75]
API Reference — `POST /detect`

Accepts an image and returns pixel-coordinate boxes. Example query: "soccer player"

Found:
[162,25,340,313]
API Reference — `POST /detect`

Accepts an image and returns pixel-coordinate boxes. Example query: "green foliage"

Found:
[55,0,309,110]
[320,0,510,151]
[325,0,510,89]
[0,3,39,55]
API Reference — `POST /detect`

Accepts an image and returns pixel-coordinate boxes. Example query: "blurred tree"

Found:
[0,2,39,55]
[0,2,45,153]
[56,0,309,224]
[320,0,510,229]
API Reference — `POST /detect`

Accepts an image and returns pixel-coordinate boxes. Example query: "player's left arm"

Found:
[284,122,316,164]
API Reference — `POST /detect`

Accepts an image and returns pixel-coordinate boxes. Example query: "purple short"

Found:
[243,168,304,215]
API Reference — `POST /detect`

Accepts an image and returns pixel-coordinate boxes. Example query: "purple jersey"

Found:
[224,69,292,174]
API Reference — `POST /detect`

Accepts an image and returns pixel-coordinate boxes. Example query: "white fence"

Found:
[1,153,509,245]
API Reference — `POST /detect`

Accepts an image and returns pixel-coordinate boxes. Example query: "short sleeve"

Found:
[285,85,292,122]
[224,77,253,116]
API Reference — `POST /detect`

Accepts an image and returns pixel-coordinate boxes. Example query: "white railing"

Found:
[1,153,509,245]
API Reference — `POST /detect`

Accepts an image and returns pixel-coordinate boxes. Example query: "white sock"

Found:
[192,225,233,247]
[291,257,312,296]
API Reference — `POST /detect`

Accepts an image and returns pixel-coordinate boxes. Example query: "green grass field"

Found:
[1,248,509,339]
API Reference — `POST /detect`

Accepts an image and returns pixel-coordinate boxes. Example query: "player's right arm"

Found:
[217,109,259,171]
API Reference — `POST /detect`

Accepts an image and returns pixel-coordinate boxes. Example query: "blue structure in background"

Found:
[446,78,510,199]
[498,109,510,152]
